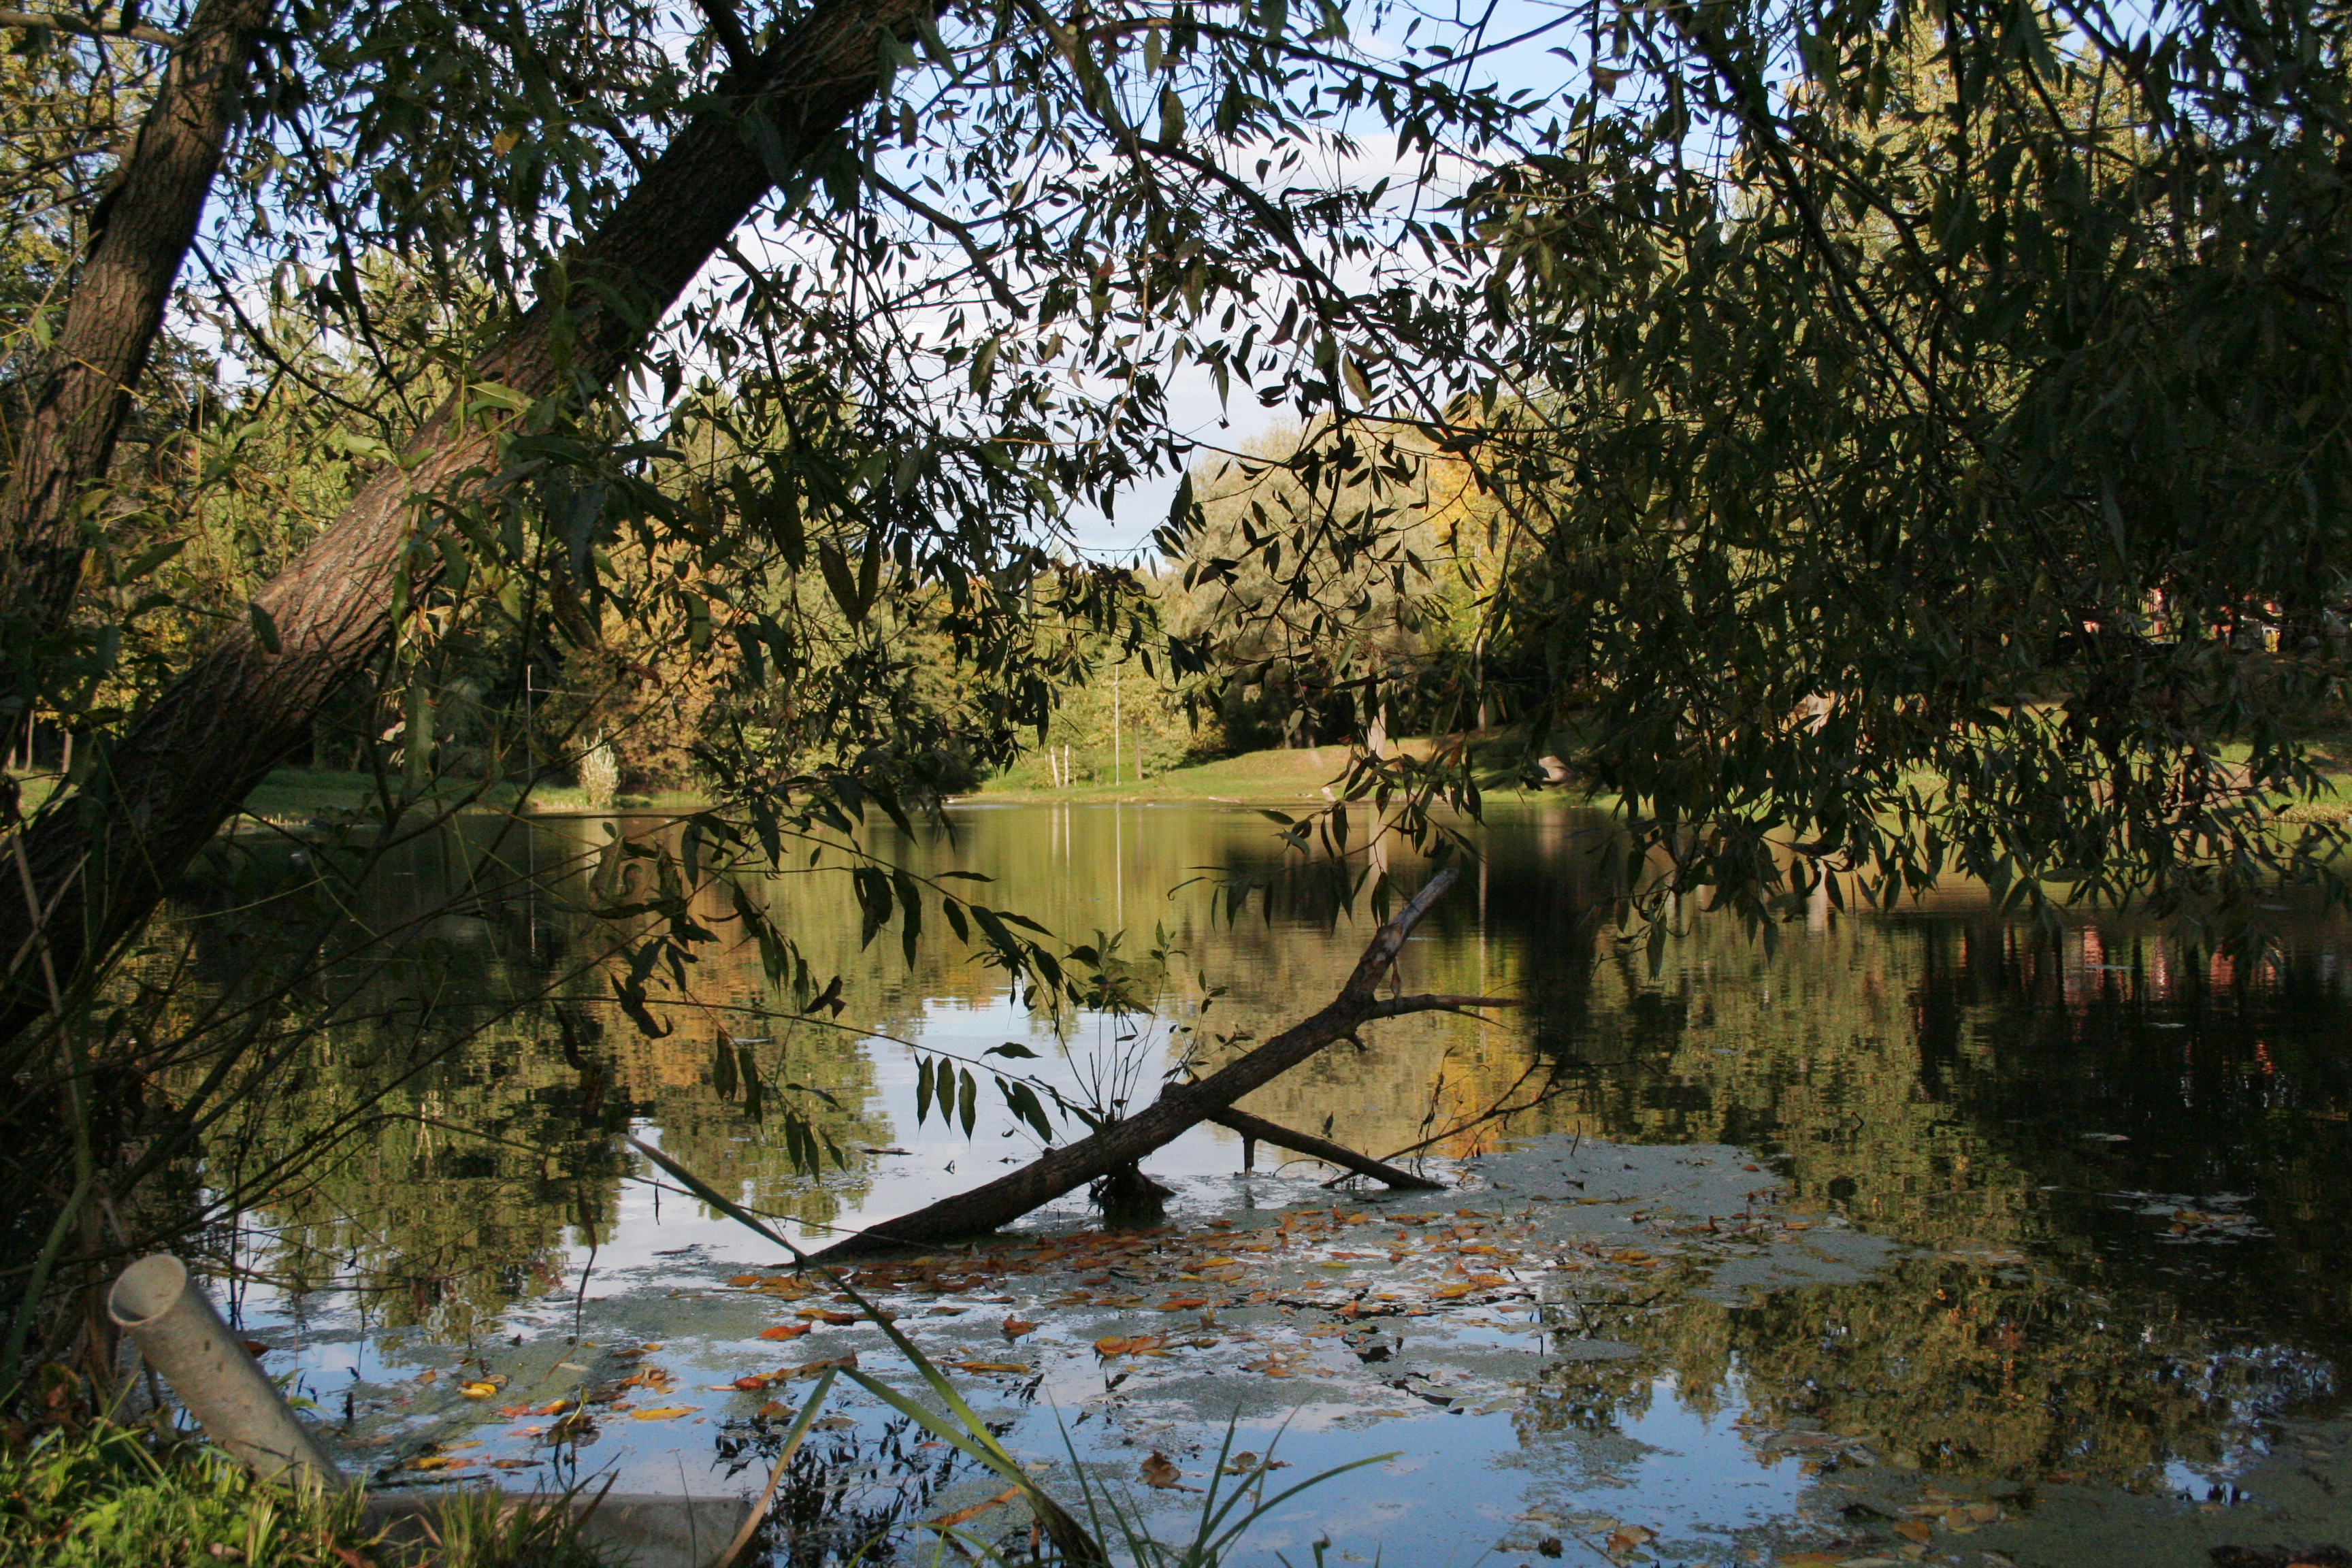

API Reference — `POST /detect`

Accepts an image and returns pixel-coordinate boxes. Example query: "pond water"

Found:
[189,802,2352,1567]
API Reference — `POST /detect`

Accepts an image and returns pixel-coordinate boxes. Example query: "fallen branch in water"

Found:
[1210,1105,1444,1190]
[808,868,1514,1261]
[1335,1059,1582,1183]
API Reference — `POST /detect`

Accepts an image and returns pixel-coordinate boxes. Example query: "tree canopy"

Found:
[0,0,2348,1042]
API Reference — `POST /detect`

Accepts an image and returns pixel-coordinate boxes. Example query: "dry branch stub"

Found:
[1207,1105,1445,1190]
[811,868,1513,1260]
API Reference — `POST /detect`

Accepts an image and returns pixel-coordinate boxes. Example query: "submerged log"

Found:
[810,869,1509,1260]
[1208,1105,1444,1190]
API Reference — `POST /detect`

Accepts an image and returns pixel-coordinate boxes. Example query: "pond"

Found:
[187,802,2352,1567]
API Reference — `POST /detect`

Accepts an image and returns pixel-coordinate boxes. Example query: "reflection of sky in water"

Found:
[201,804,2352,1563]
[240,1150,1842,1566]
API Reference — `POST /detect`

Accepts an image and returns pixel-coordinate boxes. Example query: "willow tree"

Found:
[0,0,1546,1049]
[1177,0,2352,943]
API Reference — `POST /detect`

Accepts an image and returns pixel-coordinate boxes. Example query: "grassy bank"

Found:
[969,732,1548,805]
[0,1419,602,1567]
[20,736,2352,826]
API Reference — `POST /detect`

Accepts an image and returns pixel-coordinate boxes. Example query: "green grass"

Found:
[0,1419,605,1567]
[970,732,1548,805]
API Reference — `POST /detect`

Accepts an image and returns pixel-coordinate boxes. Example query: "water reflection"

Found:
[176,802,2352,1549]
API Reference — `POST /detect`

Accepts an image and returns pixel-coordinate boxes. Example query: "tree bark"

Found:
[809,870,1513,1260]
[1207,1105,1443,1190]
[0,0,934,1037]
[0,0,274,641]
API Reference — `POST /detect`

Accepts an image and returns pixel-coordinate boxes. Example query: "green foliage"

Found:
[1156,0,2352,942]
[0,1418,604,1567]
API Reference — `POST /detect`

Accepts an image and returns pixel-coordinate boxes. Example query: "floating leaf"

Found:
[795,1309,858,1325]
[758,1323,813,1341]
[1139,1451,1189,1490]
[630,1406,696,1422]
[458,1381,499,1399]
[1893,1520,1933,1543]
[1158,1297,1209,1311]
[1000,1316,1039,1339]
[949,1360,1032,1374]
[783,1354,858,1378]
[755,1400,791,1420]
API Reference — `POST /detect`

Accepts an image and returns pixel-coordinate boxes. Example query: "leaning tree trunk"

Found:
[808,870,1510,1260]
[0,0,276,640]
[0,0,932,1041]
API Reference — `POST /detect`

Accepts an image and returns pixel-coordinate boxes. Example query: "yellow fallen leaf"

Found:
[406,1455,472,1472]
[949,1360,1032,1374]
[1606,1524,1654,1552]
[728,1274,765,1288]
[755,1401,791,1420]
[1892,1520,1933,1543]
[630,1406,696,1421]
[458,1381,499,1399]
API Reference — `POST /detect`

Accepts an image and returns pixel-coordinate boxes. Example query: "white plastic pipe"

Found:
[107,1254,342,1486]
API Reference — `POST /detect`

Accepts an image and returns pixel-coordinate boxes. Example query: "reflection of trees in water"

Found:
[1515,1251,2339,1494]
[714,1415,998,1567]
[155,804,2352,1466]
[165,814,896,1337]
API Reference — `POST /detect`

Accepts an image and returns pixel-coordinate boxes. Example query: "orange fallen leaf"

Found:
[783,1354,858,1378]
[487,1458,538,1471]
[728,1274,765,1287]
[496,1404,531,1419]
[755,1401,791,1420]
[1139,1452,1190,1490]
[1001,1317,1039,1339]
[758,1324,814,1341]
[1893,1519,1933,1543]
[630,1406,696,1422]
[1093,1333,1168,1357]
[1157,1298,1209,1311]
[531,1398,572,1416]
[949,1360,1032,1375]
[924,1486,1021,1531]
[242,1341,270,1358]
[796,1309,859,1325]
[1606,1524,1655,1552]
[731,1376,770,1392]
